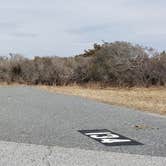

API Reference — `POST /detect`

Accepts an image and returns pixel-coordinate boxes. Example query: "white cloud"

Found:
[0,0,165,57]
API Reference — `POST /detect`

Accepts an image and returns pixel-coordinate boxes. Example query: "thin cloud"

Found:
[0,0,165,57]
[12,32,38,38]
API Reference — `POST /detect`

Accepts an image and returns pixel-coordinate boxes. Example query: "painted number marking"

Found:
[79,129,142,146]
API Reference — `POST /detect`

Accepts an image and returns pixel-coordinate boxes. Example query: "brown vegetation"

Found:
[0,41,166,87]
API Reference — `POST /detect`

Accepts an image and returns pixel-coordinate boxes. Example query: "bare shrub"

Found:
[72,56,92,83]
[0,41,165,87]
[84,42,166,87]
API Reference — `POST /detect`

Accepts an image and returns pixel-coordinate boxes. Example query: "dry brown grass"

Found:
[1,83,165,115]
[39,85,166,115]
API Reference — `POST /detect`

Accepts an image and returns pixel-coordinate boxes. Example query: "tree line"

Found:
[0,41,166,87]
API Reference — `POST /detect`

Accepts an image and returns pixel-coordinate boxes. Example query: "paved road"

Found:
[0,86,166,158]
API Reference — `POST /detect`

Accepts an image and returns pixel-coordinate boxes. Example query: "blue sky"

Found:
[0,0,166,57]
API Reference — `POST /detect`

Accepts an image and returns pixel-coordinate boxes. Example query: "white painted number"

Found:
[101,138,131,144]
[85,131,131,144]
[85,132,119,139]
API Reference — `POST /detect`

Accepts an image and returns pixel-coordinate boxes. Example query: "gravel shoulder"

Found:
[0,141,166,166]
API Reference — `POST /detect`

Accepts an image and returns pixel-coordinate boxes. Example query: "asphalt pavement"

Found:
[0,86,166,159]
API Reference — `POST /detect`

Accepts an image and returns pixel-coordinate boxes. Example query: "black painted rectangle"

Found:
[79,129,143,146]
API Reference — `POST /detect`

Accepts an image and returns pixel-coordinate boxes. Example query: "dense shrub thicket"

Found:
[0,41,166,87]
